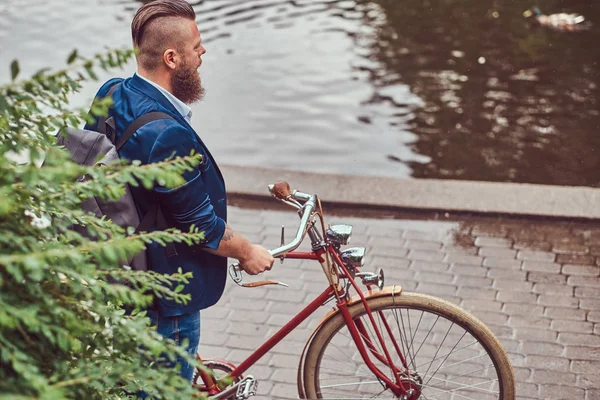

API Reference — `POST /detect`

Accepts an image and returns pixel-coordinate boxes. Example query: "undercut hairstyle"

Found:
[131,0,196,71]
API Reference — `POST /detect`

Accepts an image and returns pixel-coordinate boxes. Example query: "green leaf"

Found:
[10,59,19,80]
[67,49,79,64]
[0,94,8,113]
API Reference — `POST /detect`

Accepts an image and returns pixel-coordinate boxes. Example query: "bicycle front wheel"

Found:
[303,292,515,399]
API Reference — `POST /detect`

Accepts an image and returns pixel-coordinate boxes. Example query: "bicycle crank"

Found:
[210,376,258,400]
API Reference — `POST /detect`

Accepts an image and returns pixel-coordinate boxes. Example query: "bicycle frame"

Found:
[199,246,411,398]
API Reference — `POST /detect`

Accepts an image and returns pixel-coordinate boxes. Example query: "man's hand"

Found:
[238,244,274,275]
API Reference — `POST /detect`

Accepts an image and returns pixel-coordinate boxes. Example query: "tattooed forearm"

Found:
[222,227,235,242]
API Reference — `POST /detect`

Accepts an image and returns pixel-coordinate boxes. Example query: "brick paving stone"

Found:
[461,298,503,312]
[483,257,523,271]
[551,319,594,334]
[474,236,513,247]
[494,278,534,291]
[533,369,577,385]
[540,383,585,399]
[545,306,588,321]
[442,244,479,254]
[416,282,458,297]
[444,253,484,265]
[497,290,538,303]
[553,242,589,254]
[580,298,600,311]
[538,294,579,308]
[527,271,567,284]
[522,341,564,357]
[403,239,442,250]
[556,253,596,265]
[487,323,514,339]
[568,275,600,287]
[510,314,552,329]
[527,355,571,371]
[457,275,494,287]
[513,240,552,251]
[571,360,600,374]
[561,264,600,276]
[366,235,406,248]
[559,332,600,347]
[503,303,544,317]
[589,311,600,323]
[410,260,450,272]
[522,261,561,273]
[487,266,526,279]
[575,287,600,299]
[479,247,518,259]
[406,249,445,262]
[450,263,488,276]
[369,255,411,269]
[566,346,600,361]
[518,250,556,262]
[514,327,558,343]
[457,286,497,301]
[533,283,574,296]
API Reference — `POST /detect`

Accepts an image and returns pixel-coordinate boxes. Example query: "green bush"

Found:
[0,49,207,399]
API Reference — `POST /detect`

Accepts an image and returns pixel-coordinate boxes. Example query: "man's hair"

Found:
[131,0,196,71]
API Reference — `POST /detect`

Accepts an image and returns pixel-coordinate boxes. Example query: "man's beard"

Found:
[172,59,205,105]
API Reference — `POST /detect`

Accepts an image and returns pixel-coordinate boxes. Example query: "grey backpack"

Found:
[56,84,175,270]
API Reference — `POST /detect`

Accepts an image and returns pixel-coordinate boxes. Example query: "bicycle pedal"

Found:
[235,376,258,399]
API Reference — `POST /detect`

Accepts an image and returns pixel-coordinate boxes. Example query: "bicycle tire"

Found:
[303,292,515,399]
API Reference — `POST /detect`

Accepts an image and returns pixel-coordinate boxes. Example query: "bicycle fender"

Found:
[296,285,402,399]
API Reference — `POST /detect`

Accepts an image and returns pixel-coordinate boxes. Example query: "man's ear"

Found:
[163,48,178,70]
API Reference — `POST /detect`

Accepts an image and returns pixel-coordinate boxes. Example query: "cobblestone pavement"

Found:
[199,205,600,400]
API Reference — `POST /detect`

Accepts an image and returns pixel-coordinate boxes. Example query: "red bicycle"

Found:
[194,181,516,400]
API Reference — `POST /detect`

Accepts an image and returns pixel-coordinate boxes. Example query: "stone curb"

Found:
[221,165,600,220]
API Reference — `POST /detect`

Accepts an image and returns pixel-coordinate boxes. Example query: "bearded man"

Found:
[86,0,274,382]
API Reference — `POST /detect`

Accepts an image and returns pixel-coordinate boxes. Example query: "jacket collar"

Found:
[135,73,192,122]
[129,73,181,116]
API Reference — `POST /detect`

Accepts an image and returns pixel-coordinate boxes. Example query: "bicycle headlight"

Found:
[340,247,366,269]
[326,224,353,246]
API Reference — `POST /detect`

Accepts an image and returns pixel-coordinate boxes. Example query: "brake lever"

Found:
[228,263,289,288]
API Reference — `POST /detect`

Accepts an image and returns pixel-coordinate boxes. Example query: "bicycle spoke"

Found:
[415,343,485,370]
[424,330,467,386]
[421,321,454,384]
[422,377,500,398]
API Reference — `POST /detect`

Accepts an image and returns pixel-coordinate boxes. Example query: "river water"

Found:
[1,0,598,186]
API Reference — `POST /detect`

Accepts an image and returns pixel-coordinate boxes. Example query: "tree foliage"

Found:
[0,49,207,399]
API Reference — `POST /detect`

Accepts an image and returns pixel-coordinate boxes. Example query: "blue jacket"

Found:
[87,74,227,316]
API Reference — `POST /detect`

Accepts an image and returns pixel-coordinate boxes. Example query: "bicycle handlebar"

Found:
[229,181,317,282]
[268,188,316,258]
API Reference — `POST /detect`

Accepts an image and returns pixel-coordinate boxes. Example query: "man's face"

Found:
[172,19,206,104]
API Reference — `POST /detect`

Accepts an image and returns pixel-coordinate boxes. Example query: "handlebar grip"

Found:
[229,262,243,283]
[271,180,292,200]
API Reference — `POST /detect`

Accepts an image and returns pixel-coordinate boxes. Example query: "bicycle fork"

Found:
[337,300,417,398]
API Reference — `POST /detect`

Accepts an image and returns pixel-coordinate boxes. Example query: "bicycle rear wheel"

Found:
[303,292,515,399]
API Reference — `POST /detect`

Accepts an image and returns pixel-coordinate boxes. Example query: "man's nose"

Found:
[199,45,206,56]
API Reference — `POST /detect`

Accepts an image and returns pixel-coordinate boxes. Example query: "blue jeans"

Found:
[147,309,201,382]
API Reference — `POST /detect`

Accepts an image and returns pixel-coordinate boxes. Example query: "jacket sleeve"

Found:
[148,123,226,250]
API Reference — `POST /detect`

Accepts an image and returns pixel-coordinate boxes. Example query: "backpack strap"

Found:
[97,82,121,139]
[116,112,174,151]
[120,112,177,257]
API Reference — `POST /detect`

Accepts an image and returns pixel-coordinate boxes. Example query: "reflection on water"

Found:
[0,0,598,185]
